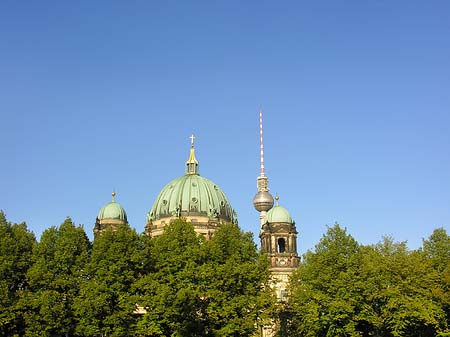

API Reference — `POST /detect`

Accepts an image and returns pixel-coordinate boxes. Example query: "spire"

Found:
[186,134,199,175]
[253,108,274,217]
[112,191,116,202]
[256,108,270,193]
[259,108,265,177]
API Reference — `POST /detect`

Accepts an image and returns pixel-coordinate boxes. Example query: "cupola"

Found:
[94,192,128,237]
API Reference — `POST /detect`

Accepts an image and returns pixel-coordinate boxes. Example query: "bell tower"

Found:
[260,195,299,300]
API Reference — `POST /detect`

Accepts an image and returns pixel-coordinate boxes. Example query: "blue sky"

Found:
[1,1,449,253]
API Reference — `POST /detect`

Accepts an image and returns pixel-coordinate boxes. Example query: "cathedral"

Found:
[93,110,299,336]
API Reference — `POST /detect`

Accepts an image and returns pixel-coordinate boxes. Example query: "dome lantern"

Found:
[186,134,199,175]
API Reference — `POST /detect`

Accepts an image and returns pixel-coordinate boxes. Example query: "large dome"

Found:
[146,137,237,236]
[147,174,235,224]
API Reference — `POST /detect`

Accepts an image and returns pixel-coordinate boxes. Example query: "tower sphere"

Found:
[253,191,274,212]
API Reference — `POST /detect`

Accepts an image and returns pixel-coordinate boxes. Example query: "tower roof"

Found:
[266,196,293,224]
[97,192,128,222]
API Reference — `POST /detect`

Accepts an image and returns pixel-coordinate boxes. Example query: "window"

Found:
[278,238,286,253]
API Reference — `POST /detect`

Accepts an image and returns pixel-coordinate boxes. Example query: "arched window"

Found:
[278,238,286,253]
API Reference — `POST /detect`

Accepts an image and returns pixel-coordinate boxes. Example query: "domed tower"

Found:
[146,135,237,238]
[94,192,128,237]
[260,196,300,300]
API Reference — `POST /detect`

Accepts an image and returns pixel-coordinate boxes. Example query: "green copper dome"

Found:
[147,174,235,223]
[98,193,127,222]
[266,205,292,224]
[147,138,236,225]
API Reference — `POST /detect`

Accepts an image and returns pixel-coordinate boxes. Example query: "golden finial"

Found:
[112,191,116,202]
[186,134,199,175]
[275,194,279,206]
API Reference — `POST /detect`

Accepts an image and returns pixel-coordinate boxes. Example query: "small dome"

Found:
[266,205,292,224]
[253,191,274,212]
[98,193,127,222]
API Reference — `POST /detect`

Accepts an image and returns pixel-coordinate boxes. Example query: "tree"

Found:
[288,225,448,337]
[287,224,362,337]
[74,224,144,337]
[422,228,450,334]
[199,223,274,337]
[134,219,274,337]
[358,237,446,337]
[0,211,36,337]
[134,219,206,337]
[23,217,90,337]
[422,227,450,271]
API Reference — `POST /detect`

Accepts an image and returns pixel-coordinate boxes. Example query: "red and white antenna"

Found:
[259,108,265,177]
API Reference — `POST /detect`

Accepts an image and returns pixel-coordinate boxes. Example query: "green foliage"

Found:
[22,217,90,337]
[0,211,36,337]
[287,225,450,337]
[288,224,362,337]
[134,219,204,337]
[3,209,449,337]
[359,237,445,337]
[422,228,450,332]
[74,224,144,337]
[200,224,274,337]
[422,227,450,270]
[134,220,274,337]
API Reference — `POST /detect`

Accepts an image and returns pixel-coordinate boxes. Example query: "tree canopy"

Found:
[287,224,450,337]
[133,220,274,337]
[1,211,449,337]
[0,211,36,337]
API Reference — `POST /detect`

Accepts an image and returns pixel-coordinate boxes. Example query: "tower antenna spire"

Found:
[253,107,274,224]
[259,108,265,177]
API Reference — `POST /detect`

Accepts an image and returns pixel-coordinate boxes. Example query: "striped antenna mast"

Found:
[259,108,265,177]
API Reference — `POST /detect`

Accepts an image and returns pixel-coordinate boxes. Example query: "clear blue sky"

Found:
[1,1,449,253]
